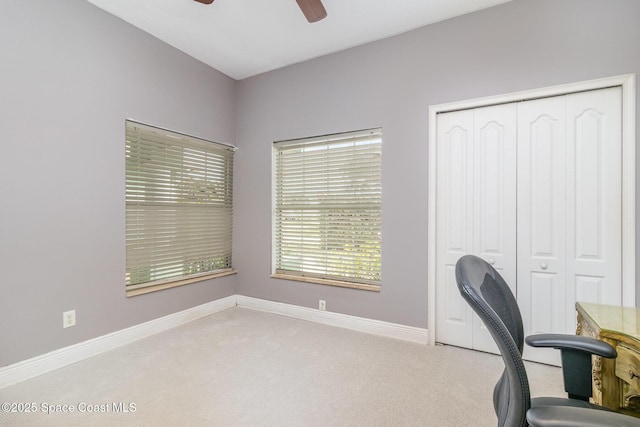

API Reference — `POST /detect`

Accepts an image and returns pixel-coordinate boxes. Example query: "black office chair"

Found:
[455,254,640,427]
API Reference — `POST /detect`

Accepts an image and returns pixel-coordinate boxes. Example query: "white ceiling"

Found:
[86,0,512,80]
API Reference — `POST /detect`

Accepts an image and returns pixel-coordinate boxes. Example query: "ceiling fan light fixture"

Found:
[295,0,327,23]
[193,0,214,4]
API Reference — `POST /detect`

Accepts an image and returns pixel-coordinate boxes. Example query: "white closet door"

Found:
[565,88,622,311]
[435,104,516,354]
[472,104,517,353]
[517,96,568,365]
[517,87,622,365]
[435,109,475,348]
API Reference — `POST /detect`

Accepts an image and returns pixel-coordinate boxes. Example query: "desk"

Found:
[576,302,640,417]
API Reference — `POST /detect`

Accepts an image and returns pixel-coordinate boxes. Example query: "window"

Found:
[125,120,235,296]
[272,128,382,291]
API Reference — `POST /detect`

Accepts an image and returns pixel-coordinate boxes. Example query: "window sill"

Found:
[270,273,380,292]
[126,269,237,297]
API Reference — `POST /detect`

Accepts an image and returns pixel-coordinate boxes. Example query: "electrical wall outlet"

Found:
[63,310,76,328]
[319,300,326,311]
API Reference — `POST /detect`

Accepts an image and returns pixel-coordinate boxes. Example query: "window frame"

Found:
[271,128,382,292]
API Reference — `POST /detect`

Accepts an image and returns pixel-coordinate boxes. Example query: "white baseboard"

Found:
[236,295,429,345]
[0,295,237,389]
[1,294,429,389]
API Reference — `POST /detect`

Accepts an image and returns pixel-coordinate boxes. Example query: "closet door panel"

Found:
[517,96,567,365]
[566,87,622,312]
[435,109,475,348]
[472,104,517,354]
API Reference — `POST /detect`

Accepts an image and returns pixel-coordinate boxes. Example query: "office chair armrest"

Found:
[526,333,616,401]
[525,333,616,358]
[527,406,640,427]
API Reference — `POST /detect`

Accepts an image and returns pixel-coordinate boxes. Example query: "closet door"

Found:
[471,104,517,353]
[517,87,622,365]
[435,109,475,349]
[435,104,516,354]
[516,96,568,365]
[565,88,622,308]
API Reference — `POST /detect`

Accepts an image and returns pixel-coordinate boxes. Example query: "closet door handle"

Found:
[540,263,548,270]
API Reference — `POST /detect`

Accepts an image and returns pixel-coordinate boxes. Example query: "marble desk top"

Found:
[577,302,640,343]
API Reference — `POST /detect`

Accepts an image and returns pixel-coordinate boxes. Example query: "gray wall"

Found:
[0,0,237,366]
[234,0,640,328]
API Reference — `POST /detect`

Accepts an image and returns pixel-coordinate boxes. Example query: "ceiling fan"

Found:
[193,0,327,23]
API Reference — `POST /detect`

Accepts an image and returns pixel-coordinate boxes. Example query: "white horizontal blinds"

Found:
[125,121,234,290]
[274,129,382,285]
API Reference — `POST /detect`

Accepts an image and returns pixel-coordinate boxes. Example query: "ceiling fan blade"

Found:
[194,0,214,4]
[295,0,327,23]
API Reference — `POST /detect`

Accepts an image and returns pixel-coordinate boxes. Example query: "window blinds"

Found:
[125,120,234,290]
[273,129,382,286]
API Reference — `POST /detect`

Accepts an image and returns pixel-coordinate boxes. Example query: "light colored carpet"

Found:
[0,307,564,426]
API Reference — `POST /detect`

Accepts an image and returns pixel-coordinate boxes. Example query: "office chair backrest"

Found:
[455,254,530,427]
